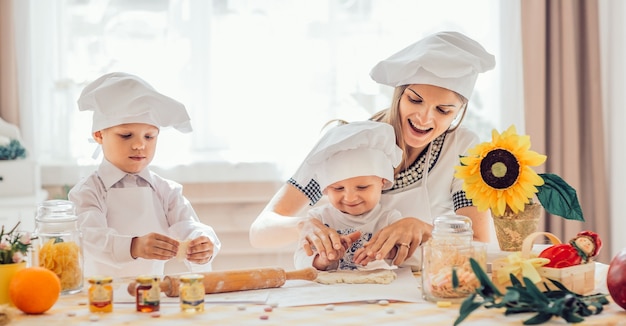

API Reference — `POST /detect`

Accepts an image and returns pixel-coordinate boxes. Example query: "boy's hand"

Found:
[131,232,178,260]
[185,236,215,264]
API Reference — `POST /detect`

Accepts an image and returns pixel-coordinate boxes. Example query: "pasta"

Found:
[423,245,486,299]
[38,239,82,291]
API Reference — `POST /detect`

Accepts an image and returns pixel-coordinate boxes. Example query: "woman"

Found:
[249,31,494,267]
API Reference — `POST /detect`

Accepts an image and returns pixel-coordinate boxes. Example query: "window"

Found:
[15,0,513,179]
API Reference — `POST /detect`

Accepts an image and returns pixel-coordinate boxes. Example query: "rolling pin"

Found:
[127,267,318,297]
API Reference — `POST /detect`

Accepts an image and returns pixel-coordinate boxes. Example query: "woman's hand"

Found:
[186,236,215,264]
[353,217,431,266]
[312,231,362,270]
[298,218,346,262]
[131,232,178,260]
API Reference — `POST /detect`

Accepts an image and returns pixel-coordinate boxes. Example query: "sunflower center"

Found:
[491,162,507,178]
[479,149,520,189]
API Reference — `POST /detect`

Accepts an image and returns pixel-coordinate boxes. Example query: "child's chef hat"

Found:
[369,31,495,99]
[297,121,402,193]
[77,72,192,133]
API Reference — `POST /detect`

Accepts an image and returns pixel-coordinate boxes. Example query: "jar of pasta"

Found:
[430,215,473,248]
[33,199,84,294]
[421,215,486,303]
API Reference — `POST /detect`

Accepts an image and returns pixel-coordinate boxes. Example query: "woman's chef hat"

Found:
[77,72,192,133]
[369,31,495,99]
[295,121,403,193]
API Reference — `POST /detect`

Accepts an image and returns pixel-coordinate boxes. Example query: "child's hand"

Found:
[312,231,361,270]
[131,232,178,260]
[185,236,215,264]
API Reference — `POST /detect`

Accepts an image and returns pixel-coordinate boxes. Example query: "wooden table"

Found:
[8,272,626,326]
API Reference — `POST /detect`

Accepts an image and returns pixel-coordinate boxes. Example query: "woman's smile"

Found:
[407,118,433,135]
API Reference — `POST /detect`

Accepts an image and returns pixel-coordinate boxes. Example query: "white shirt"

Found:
[68,159,221,277]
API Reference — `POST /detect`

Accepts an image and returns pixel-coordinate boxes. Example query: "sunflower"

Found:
[454,125,547,217]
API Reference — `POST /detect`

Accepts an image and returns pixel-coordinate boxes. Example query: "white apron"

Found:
[94,187,169,277]
[381,144,433,223]
[379,146,434,271]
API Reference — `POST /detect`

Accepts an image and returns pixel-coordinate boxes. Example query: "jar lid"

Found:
[136,275,160,283]
[432,215,473,236]
[36,200,77,222]
[180,274,204,282]
[88,275,113,284]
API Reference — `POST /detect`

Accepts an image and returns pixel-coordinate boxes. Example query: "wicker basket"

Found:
[491,232,595,295]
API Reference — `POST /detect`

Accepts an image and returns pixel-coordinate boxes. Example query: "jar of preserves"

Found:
[136,275,160,312]
[179,274,204,312]
[33,199,84,294]
[88,276,113,313]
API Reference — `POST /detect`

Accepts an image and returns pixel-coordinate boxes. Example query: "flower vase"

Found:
[0,261,26,306]
[492,203,542,251]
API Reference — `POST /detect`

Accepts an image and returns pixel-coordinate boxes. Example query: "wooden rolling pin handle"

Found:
[286,267,318,281]
[126,277,174,297]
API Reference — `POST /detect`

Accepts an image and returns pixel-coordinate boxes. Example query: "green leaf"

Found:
[469,258,503,297]
[537,173,585,221]
[544,278,569,293]
[522,277,550,305]
[458,294,479,315]
[501,290,520,303]
[561,310,584,323]
[452,267,460,289]
[523,312,554,325]
[455,300,484,326]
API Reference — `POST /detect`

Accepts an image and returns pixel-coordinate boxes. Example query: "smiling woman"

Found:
[10,0,517,183]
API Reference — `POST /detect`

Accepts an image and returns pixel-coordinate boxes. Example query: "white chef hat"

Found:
[77,72,192,133]
[369,31,495,99]
[298,121,403,193]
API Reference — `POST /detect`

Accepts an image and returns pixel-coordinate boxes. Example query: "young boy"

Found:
[68,72,221,278]
[293,120,420,271]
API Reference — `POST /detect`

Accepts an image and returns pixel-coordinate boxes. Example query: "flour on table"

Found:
[315,269,397,285]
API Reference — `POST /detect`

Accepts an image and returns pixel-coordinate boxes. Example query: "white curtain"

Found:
[12,0,515,181]
[600,0,626,256]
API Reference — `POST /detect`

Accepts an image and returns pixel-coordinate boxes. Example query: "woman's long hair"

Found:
[369,85,468,170]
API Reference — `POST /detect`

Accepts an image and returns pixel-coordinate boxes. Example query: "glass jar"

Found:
[33,199,84,295]
[136,275,161,312]
[430,215,473,248]
[179,274,205,312]
[421,215,485,303]
[88,276,113,313]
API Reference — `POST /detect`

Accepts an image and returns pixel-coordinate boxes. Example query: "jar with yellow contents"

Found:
[179,274,204,312]
[135,275,160,312]
[33,200,84,295]
[88,276,113,313]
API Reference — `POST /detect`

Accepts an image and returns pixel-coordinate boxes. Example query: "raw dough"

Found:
[176,240,190,260]
[315,269,397,285]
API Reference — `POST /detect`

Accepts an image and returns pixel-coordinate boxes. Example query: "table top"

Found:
[8,296,626,326]
[8,267,626,326]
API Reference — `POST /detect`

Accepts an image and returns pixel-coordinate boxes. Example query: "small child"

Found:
[293,120,420,271]
[68,72,221,277]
